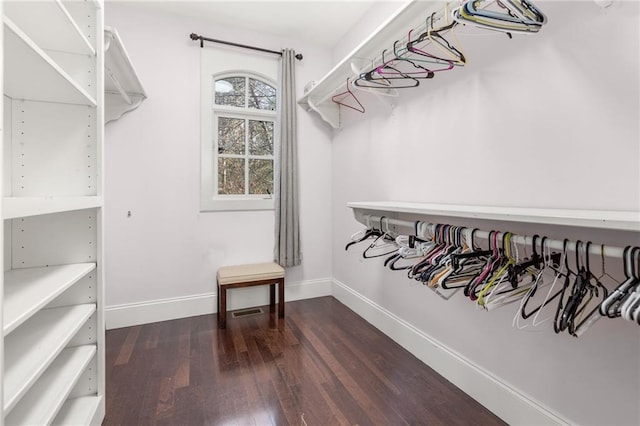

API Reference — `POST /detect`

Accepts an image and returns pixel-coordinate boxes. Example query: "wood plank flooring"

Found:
[105,296,505,425]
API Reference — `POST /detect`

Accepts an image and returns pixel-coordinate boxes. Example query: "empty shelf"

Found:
[3,196,103,219]
[52,396,103,426]
[4,263,97,335]
[5,346,96,424]
[4,304,96,413]
[4,17,96,106]
[3,0,95,56]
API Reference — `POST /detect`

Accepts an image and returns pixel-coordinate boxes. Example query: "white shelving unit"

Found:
[348,201,640,232]
[2,0,105,424]
[104,26,146,123]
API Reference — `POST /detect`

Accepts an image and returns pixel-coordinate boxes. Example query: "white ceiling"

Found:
[109,1,384,48]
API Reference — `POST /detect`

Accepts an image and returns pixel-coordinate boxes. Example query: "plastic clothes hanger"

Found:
[405,6,466,67]
[477,232,516,307]
[404,30,454,73]
[464,230,500,297]
[362,217,399,259]
[566,242,608,336]
[600,246,638,318]
[619,249,640,321]
[467,231,506,300]
[345,216,383,251]
[355,49,423,89]
[514,238,568,331]
[376,45,437,77]
[571,245,616,335]
[331,78,365,113]
[452,0,545,35]
[354,67,421,89]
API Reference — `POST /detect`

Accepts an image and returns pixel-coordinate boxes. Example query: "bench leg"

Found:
[270,283,276,309]
[219,284,227,329]
[278,278,285,318]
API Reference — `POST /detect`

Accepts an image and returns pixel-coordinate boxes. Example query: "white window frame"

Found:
[200,49,278,212]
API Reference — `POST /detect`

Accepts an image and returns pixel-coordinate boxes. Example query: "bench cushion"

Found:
[217,262,285,285]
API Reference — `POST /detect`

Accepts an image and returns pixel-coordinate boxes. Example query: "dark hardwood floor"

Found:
[104,296,505,425]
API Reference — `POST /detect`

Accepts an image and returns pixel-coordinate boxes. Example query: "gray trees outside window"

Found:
[214,75,275,196]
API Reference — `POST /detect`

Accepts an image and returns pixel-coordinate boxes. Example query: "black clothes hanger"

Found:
[553,240,581,334]
[345,226,382,251]
[355,50,423,89]
[569,242,609,336]
[378,41,438,77]
[362,217,398,259]
[519,237,565,320]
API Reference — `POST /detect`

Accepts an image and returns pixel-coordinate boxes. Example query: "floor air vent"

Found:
[231,307,264,318]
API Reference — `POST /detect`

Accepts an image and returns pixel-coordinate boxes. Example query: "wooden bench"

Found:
[216,262,285,329]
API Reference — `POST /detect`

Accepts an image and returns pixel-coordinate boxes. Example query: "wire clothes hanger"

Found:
[331,78,365,113]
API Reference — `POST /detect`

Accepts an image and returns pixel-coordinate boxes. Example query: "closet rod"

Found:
[189,33,303,60]
[361,214,627,259]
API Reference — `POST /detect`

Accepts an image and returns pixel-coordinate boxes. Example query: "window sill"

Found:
[200,197,274,212]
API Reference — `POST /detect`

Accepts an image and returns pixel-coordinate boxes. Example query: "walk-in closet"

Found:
[1,1,638,425]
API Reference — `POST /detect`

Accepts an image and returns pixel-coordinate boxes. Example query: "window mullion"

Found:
[245,117,250,195]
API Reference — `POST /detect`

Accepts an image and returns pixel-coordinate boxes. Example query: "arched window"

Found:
[213,74,276,198]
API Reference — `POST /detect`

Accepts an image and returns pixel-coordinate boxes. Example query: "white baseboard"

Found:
[105,278,332,329]
[331,279,570,426]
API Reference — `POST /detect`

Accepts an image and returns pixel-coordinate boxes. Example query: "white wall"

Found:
[331,1,640,425]
[104,4,333,325]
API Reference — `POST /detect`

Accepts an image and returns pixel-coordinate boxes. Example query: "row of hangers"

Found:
[345,216,638,337]
[332,0,547,113]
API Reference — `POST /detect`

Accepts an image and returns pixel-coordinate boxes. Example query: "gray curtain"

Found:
[274,49,301,267]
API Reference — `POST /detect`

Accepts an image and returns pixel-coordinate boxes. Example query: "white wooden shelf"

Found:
[52,396,103,426]
[3,0,95,56]
[5,346,96,425]
[3,17,97,106]
[4,263,96,336]
[3,196,103,219]
[347,201,640,232]
[105,26,146,123]
[298,0,441,128]
[4,304,96,413]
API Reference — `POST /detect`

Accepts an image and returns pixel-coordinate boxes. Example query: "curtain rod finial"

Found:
[295,53,303,61]
[189,33,200,40]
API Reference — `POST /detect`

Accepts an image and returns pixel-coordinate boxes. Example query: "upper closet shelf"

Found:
[3,0,95,56]
[105,26,147,123]
[3,18,97,106]
[297,0,439,129]
[348,201,640,232]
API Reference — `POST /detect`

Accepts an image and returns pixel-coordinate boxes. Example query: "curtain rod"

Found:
[189,33,303,61]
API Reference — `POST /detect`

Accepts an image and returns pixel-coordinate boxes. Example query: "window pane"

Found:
[214,77,245,107]
[249,159,273,195]
[248,120,273,155]
[218,158,245,195]
[248,78,276,110]
[218,117,245,155]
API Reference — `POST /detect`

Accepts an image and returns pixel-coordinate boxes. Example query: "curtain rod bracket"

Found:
[189,32,303,61]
